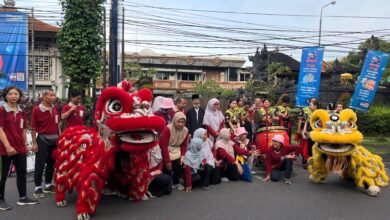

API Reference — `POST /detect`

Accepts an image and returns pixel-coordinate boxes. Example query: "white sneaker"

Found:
[221,177,229,182]
[173,184,184,191]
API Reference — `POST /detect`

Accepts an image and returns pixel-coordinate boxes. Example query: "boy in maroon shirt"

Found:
[0,86,38,210]
[61,91,85,128]
[263,134,301,184]
[30,89,59,198]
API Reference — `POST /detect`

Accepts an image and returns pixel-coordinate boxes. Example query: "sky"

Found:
[11,0,390,66]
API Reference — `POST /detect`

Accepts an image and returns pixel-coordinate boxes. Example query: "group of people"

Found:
[149,94,307,197]
[0,86,85,210]
[0,84,344,210]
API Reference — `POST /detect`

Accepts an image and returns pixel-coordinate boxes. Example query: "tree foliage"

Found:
[57,0,104,93]
[194,80,224,97]
[342,35,390,85]
[266,62,291,77]
[220,89,237,99]
[125,62,156,80]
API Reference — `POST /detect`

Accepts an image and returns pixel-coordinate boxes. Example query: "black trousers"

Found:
[34,136,56,187]
[224,163,240,181]
[308,138,314,157]
[148,173,172,197]
[0,154,27,199]
[244,122,253,141]
[198,164,212,187]
[210,167,222,185]
[171,159,183,185]
[199,164,221,187]
[190,174,202,187]
[270,159,293,182]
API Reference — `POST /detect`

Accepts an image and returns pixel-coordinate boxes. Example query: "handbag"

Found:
[240,163,253,182]
[38,134,58,146]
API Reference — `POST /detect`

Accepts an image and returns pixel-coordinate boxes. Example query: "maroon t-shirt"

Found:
[30,104,59,135]
[61,104,85,128]
[0,105,27,156]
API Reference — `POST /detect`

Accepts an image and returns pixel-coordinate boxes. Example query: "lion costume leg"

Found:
[75,169,105,220]
[349,146,389,196]
[308,146,329,183]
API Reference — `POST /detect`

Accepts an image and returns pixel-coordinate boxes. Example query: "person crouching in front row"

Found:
[183,138,215,192]
[263,135,301,184]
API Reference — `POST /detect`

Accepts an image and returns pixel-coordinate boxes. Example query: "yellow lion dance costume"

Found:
[308,108,388,196]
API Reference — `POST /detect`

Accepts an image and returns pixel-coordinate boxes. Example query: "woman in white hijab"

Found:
[215,128,248,181]
[159,112,189,191]
[152,96,165,113]
[193,128,221,187]
[202,98,224,142]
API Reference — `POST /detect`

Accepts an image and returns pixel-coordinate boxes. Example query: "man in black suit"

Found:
[186,94,205,137]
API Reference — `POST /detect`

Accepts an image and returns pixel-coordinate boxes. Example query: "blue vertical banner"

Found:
[295,47,325,107]
[349,50,389,112]
[0,11,28,91]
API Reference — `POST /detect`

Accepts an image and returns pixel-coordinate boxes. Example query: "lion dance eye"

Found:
[314,120,323,128]
[107,99,123,113]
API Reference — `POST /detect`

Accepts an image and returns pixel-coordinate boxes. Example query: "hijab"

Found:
[203,98,224,132]
[184,138,203,171]
[194,128,215,167]
[167,112,188,147]
[215,128,235,158]
[152,96,164,113]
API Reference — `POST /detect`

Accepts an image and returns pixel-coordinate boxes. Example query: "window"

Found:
[178,73,200,81]
[228,68,238,81]
[240,73,251,81]
[29,56,52,81]
[156,72,170,80]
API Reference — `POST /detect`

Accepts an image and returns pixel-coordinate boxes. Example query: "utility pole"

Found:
[108,6,113,85]
[121,6,125,80]
[110,0,119,85]
[31,7,36,97]
[103,8,107,88]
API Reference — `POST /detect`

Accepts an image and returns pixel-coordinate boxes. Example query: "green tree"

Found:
[125,62,157,80]
[194,80,224,97]
[343,35,390,85]
[57,0,104,94]
[220,89,237,99]
[267,62,292,76]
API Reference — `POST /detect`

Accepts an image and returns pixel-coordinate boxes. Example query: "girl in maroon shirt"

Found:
[0,86,38,210]
[235,127,258,170]
[215,128,254,181]
[263,135,301,184]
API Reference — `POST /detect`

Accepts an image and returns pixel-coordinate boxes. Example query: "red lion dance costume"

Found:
[54,81,165,220]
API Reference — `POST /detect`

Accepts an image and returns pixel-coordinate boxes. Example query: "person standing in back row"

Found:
[186,94,205,137]
[30,89,60,199]
[170,97,187,118]
[61,91,85,128]
[0,86,38,211]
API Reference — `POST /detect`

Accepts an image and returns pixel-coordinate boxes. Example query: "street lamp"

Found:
[319,1,336,46]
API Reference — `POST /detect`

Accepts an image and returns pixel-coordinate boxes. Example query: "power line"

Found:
[123,1,390,20]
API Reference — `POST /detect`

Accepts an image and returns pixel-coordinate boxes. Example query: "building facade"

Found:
[125,49,250,97]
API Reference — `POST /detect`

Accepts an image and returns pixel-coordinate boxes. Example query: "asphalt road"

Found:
[1,164,389,220]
